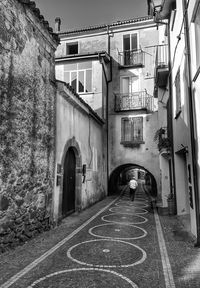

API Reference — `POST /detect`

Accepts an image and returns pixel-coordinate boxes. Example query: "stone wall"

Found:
[0,0,58,252]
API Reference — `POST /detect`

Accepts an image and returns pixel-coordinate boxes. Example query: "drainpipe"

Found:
[99,54,112,194]
[106,25,111,192]
[182,0,200,247]
[107,25,110,55]
[167,24,177,214]
[96,26,113,194]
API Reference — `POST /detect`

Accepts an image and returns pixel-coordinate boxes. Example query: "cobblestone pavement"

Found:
[0,184,200,288]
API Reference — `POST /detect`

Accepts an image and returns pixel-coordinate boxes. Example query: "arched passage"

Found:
[108,164,157,198]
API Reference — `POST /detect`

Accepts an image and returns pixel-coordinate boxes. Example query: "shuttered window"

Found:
[193,2,200,69]
[121,117,143,144]
[175,68,181,117]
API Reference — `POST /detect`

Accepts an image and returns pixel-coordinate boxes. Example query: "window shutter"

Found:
[131,34,138,51]
[121,117,143,143]
[175,68,181,114]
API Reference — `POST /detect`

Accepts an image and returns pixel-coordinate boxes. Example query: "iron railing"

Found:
[118,49,145,67]
[115,91,153,112]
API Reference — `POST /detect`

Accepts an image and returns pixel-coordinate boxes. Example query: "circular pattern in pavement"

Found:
[67,239,146,267]
[102,213,148,225]
[27,268,138,288]
[110,206,148,215]
[89,222,147,239]
[89,223,147,239]
[115,202,149,208]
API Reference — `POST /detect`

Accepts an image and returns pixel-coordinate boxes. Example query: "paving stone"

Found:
[0,186,199,287]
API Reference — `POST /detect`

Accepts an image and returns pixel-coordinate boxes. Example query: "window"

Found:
[194,2,200,69]
[121,117,143,144]
[63,61,92,93]
[123,33,138,65]
[123,34,138,52]
[66,42,78,55]
[175,68,181,117]
[121,76,139,94]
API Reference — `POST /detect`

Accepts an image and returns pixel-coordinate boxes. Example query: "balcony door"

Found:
[123,33,138,65]
[120,76,140,110]
[121,76,139,95]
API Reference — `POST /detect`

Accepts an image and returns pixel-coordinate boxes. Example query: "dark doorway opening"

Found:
[108,164,157,198]
[62,147,76,217]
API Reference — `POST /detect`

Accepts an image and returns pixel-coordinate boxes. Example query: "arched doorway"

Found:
[108,164,157,198]
[62,147,76,217]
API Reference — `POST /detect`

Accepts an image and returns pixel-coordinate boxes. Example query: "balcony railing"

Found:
[118,49,145,67]
[115,91,153,112]
[155,45,169,88]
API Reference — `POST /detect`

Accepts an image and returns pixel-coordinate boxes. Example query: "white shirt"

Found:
[129,179,138,189]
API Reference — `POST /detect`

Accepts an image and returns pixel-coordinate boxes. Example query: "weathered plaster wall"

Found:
[169,1,196,234]
[109,111,160,195]
[184,0,200,236]
[108,25,160,194]
[54,82,107,222]
[56,34,108,58]
[0,0,57,252]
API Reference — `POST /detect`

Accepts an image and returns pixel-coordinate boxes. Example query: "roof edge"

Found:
[56,80,105,125]
[18,0,60,44]
[57,15,154,36]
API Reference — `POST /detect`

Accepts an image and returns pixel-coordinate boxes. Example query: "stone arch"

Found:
[60,137,82,218]
[108,163,157,197]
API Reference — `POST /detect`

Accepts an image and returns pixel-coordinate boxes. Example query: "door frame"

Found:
[59,137,82,220]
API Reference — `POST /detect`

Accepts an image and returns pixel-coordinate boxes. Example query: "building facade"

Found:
[148,0,200,244]
[55,17,163,201]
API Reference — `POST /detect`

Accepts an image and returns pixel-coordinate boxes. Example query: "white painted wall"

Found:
[53,82,107,222]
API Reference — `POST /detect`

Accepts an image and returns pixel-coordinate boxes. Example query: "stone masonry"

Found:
[0,0,59,252]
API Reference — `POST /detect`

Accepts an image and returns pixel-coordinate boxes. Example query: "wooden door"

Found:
[62,148,76,217]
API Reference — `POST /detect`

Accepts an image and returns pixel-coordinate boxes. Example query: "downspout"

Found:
[99,55,112,194]
[106,25,111,193]
[183,0,200,247]
[99,24,112,194]
[167,23,177,214]
[107,25,110,55]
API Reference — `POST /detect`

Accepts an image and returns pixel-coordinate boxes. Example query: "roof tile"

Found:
[58,16,153,36]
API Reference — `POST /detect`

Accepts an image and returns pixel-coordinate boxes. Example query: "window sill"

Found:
[120,141,145,147]
[79,92,94,95]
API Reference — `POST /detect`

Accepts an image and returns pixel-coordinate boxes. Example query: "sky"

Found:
[34,0,148,32]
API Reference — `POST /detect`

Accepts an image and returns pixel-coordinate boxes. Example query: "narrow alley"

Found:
[0,183,199,288]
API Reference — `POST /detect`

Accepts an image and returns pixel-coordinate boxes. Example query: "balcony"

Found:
[115,91,153,112]
[118,49,145,68]
[155,45,169,88]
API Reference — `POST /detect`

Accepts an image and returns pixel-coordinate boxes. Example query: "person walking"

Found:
[129,177,138,201]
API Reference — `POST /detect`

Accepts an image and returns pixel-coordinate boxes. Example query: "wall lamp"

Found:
[150,0,168,25]
[151,0,164,14]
